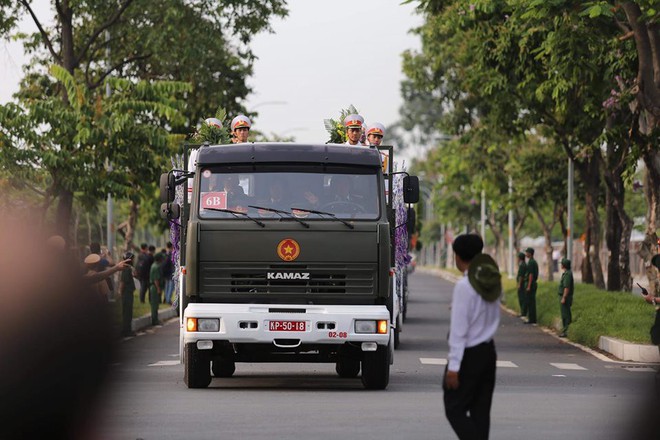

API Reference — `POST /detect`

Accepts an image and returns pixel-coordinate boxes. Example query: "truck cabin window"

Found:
[198,166,380,220]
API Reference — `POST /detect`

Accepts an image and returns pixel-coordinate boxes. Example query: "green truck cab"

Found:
[160,142,418,389]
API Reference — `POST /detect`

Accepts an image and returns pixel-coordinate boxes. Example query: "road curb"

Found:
[417,266,660,364]
[132,307,177,333]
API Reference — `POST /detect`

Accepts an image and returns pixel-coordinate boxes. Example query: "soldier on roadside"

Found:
[516,251,527,318]
[231,115,252,143]
[557,258,574,337]
[525,247,539,324]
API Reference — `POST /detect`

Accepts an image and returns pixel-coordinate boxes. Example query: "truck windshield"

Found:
[197,165,380,220]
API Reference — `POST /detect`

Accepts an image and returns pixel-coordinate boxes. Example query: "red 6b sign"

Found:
[201,192,228,210]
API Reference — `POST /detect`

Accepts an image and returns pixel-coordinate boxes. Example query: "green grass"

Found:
[111,291,172,322]
[502,278,655,348]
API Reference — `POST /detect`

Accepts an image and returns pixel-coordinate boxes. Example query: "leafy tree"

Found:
[401,0,647,288]
[0,0,288,238]
[0,66,190,242]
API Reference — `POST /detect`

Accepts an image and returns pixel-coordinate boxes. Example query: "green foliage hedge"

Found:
[502,278,655,348]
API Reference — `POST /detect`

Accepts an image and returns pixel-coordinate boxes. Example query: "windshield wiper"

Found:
[248,205,309,228]
[203,207,265,227]
[290,207,354,229]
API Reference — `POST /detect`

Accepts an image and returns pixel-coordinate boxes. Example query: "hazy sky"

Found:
[1,0,422,146]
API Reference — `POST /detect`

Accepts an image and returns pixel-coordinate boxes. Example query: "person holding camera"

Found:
[118,251,137,337]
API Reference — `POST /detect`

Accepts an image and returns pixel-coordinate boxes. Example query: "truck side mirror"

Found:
[407,207,416,235]
[403,176,419,204]
[160,202,180,220]
[160,172,175,203]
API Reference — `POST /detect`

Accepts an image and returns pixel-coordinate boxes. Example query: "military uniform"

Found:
[525,247,539,324]
[149,258,163,326]
[557,258,574,337]
[516,252,527,317]
[231,115,251,143]
[343,114,365,146]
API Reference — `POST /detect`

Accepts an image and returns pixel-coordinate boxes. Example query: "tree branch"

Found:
[87,53,152,89]
[75,0,136,67]
[19,0,61,64]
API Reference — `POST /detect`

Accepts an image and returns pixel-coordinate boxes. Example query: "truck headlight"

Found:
[186,318,220,332]
[355,320,377,333]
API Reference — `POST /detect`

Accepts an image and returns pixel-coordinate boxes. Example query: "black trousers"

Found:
[138,277,149,303]
[444,340,497,440]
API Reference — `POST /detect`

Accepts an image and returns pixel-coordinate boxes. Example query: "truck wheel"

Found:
[212,358,236,378]
[361,345,390,390]
[335,356,360,378]
[184,343,211,389]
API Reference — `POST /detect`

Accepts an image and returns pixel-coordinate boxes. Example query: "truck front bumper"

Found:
[183,303,390,347]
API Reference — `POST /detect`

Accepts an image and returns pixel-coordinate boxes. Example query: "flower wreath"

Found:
[323,104,362,144]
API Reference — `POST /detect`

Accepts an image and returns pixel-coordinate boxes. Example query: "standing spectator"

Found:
[84,254,110,301]
[149,252,165,326]
[557,258,574,338]
[136,243,153,303]
[516,251,527,318]
[525,247,539,324]
[444,234,501,440]
[90,242,114,299]
[118,251,136,337]
[161,242,175,305]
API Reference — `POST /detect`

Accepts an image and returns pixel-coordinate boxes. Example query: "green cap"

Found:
[651,254,660,270]
[561,258,571,269]
[468,253,502,302]
[517,252,525,259]
[525,247,534,255]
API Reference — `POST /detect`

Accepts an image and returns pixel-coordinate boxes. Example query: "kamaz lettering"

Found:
[267,272,311,280]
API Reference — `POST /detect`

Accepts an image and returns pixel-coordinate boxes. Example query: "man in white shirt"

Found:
[444,233,501,440]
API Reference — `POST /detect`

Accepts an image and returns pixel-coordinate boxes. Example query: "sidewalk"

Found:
[130,306,178,333]
[418,266,660,364]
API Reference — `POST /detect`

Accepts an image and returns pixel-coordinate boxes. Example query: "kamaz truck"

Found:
[160,142,418,389]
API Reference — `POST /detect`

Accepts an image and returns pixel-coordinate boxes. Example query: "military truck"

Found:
[160,142,418,390]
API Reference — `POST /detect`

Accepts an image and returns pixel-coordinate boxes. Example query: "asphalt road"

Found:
[95,271,657,440]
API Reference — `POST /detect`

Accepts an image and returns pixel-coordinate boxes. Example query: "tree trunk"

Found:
[621,2,660,132]
[576,155,605,288]
[531,205,554,281]
[605,179,623,291]
[56,187,74,242]
[641,148,660,295]
[124,199,139,253]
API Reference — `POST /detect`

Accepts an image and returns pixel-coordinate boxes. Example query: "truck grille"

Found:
[200,263,376,295]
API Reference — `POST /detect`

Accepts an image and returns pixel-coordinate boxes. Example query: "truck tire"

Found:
[394,315,401,349]
[335,356,360,378]
[184,343,211,389]
[212,358,236,378]
[361,345,390,390]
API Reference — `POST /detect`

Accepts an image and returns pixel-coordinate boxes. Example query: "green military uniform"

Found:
[516,252,528,317]
[525,248,538,324]
[120,266,136,336]
[558,258,574,337]
[149,258,163,326]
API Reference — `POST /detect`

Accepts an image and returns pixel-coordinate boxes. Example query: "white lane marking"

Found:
[419,358,519,367]
[552,374,567,377]
[420,358,447,365]
[551,363,587,370]
[624,367,657,373]
[497,361,518,368]
[148,360,181,367]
